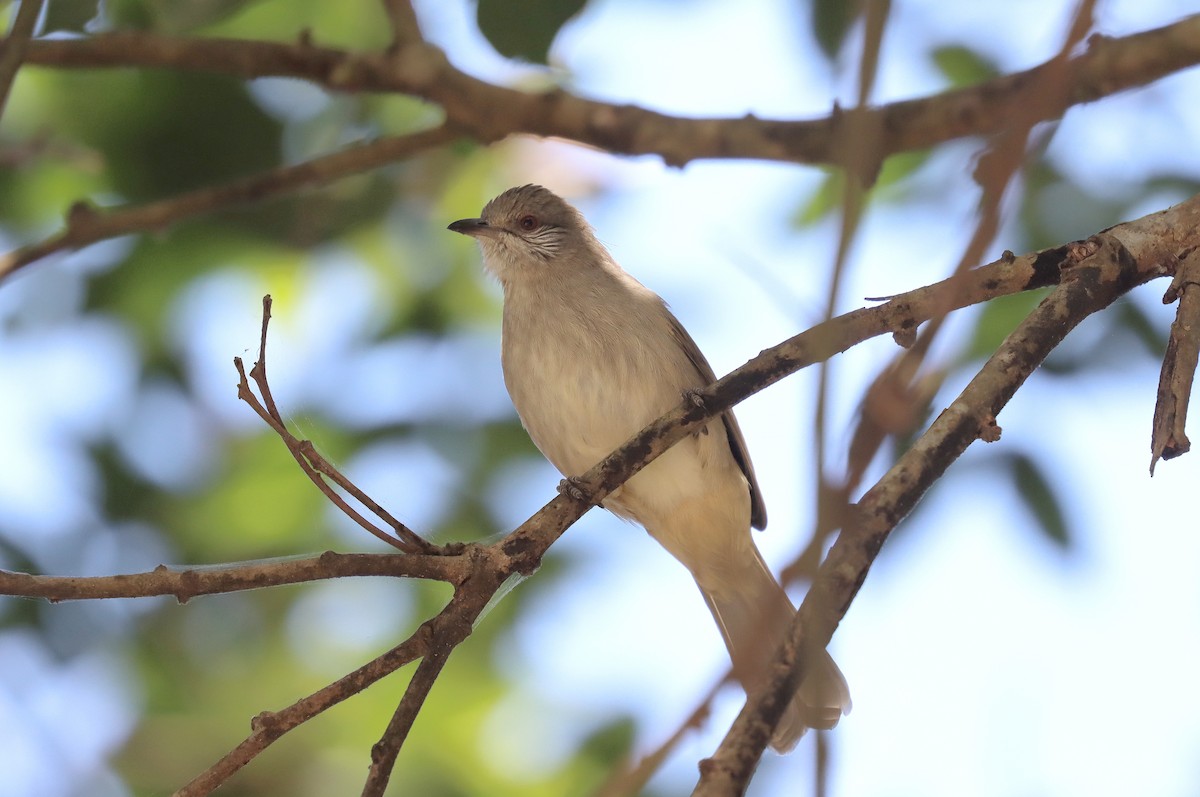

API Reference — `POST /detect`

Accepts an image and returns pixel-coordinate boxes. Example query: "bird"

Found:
[449,184,850,750]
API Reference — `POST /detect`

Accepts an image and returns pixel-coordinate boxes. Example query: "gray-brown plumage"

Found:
[449,185,850,750]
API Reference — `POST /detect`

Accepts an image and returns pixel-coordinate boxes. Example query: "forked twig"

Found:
[234,295,437,554]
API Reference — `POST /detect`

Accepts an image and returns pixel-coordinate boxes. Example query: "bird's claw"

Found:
[683,388,707,410]
[557,477,588,502]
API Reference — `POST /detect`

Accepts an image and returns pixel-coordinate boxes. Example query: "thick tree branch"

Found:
[0,125,455,282]
[16,15,1200,168]
[693,216,1187,794]
[3,16,1195,285]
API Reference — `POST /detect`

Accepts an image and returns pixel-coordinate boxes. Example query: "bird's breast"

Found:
[500,296,688,478]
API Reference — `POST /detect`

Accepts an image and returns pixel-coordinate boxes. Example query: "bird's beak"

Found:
[447,217,502,239]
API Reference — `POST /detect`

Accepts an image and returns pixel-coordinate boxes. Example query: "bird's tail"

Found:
[699,547,851,752]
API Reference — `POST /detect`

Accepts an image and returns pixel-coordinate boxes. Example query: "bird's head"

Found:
[448,184,592,282]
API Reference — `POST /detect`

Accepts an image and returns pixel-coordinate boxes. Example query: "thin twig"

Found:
[0,551,466,602]
[361,585,493,796]
[174,624,435,797]
[234,296,435,553]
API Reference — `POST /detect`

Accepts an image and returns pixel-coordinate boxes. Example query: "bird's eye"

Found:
[518,214,538,231]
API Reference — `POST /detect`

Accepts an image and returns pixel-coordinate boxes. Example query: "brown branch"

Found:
[174,621,435,797]
[0,551,467,602]
[0,125,456,282]
[693,232,1164,796]
[1151,248,1200,471]
[361,575,498,796]
[17,15,1200,169]
[4,15,1195,284]
[380,0,423,48]
[0,0,43,119]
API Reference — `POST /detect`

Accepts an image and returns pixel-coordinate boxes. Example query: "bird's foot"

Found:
[557,476,588,502]
[682,388,707,410]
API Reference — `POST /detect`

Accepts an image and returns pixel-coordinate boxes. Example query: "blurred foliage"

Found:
[810,0,864,61]
[0,2,1196,796]
[930,44,999,87]
[477,0,588,64]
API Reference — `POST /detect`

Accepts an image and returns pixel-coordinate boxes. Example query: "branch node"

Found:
[979,415,1002,442]
[1065,237,1101,264]
[66,199,99,232]
[250,710,280,734]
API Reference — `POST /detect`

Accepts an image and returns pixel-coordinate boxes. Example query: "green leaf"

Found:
[1009,452,1070,549]
[811,0,863,61]
[477,0,587,64]
[794,168,843,227]
[43,0,102,33]
[958,290,1046,365]
[1113,298,1168,358]
[930,45,999,88]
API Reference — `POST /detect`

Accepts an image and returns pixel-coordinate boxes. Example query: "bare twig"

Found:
[174,623,435,797]
[361,577,498,796]
[0,126,456,283]
[235,295,436,553]
[0,0,43,119]
[810,0,891,590]
[1151,248,1200,471]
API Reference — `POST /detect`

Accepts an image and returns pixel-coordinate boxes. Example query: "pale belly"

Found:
[503,334,749,533]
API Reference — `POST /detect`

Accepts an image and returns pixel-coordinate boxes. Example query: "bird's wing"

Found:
[666,311,767,530]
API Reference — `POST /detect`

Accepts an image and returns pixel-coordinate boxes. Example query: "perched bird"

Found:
[449,184,850,750]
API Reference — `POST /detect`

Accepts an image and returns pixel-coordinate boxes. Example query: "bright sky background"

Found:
[3,1,1200,796]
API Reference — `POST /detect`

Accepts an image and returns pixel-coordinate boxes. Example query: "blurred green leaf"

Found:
[1008,452,1071,549]
[795,168,843,226]
[930,44,999,87]
[1113,299,1167,358]
[811,0,863,60]
[477,0,587,64]
[959,290,1046,364]
[43,0,101,33]
[106,0,264,32]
